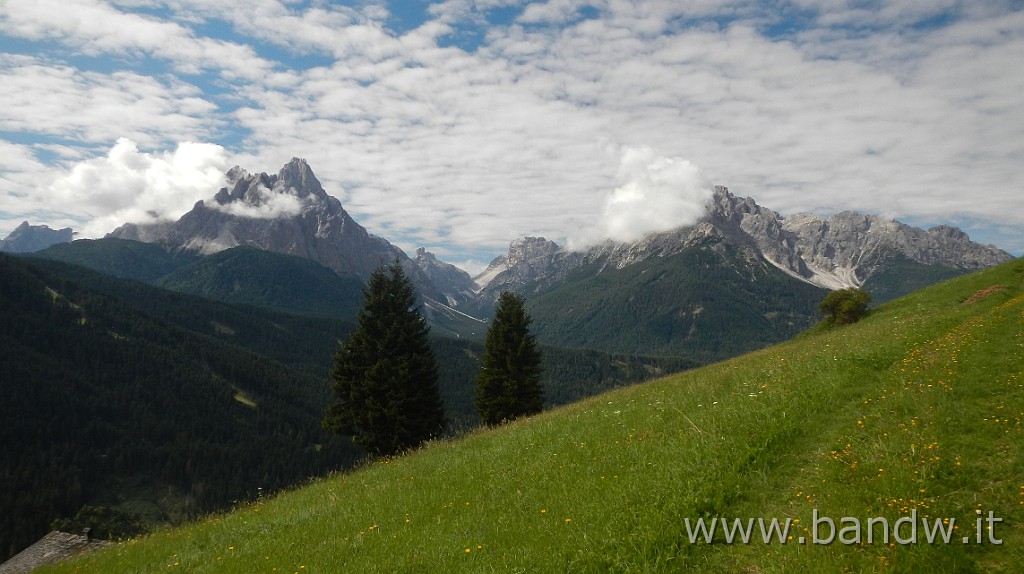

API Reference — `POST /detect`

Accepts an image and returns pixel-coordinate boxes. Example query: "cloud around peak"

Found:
[601,146,713,244]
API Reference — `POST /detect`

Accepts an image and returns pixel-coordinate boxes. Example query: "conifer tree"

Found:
[475,291,544,425]
[323,260,445,455]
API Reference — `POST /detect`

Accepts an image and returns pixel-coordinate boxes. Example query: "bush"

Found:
[818,288,871,326]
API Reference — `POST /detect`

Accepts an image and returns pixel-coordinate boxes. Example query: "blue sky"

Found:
[1,0,1022,273]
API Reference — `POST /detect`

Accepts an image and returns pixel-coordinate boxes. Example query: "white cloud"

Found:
[47,138,229,237]
[598,146,713,244]
[0,55,220,147]
[211,182,305,220]
[0,0,274,79]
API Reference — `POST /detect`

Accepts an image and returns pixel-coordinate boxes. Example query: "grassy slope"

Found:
[45,259,1024,573]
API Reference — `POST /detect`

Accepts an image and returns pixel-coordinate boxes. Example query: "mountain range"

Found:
[11,159,1011,317]
[1,157,1017,562]
[473,185,1011,300]
[106,159,478,310]
[10,158,1014,358]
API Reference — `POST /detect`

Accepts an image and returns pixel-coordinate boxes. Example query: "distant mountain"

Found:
[108,158,461,305]
[517,238,828,361]
[718,190,1012,290]
[412,247,478,307]
[0,221,73,253]
[475,187,1012,300]
[472,186,1013,359]
[52,157,1012,359]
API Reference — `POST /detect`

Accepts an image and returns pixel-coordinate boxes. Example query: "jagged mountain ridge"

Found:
[412,247,478,308]
[474,186,1013,301]
[108,158,471,306]
[109,158,398,278]
[35,157,1012,321]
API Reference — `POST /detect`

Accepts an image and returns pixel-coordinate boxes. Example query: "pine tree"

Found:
[475,291,544,425]
[323,260,446,455]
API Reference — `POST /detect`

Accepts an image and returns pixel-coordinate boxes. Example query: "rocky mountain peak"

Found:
[775,210,1012,288]
[473,236,584,302]
[106,159,474,308]
[109,160,391,276]
[277,157,326,200]
[212,157,327,210]
[708,185,759,220]
[508,236,562,262]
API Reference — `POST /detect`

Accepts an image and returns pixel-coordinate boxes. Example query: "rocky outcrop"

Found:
[0,531,111,574]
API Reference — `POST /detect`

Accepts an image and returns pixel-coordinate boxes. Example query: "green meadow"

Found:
[45,258,1024,573]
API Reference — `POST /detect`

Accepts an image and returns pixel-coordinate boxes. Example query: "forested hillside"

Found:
[527,241,828,361]
[0,254,361,560]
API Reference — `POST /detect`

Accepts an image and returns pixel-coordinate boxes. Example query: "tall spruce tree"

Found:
[475,291,544,425]
[323,260,446,456]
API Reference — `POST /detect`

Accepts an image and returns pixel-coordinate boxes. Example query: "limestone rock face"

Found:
[778,211,1012,289]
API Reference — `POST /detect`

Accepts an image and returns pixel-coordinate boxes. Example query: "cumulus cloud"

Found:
[600,146,713,244]
[48,138,230,237]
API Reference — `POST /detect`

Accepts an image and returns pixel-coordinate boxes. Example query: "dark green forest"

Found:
[857,252,965,303]
[34,239,364,320]
[0,254,361,560]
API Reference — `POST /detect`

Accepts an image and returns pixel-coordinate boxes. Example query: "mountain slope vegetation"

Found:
[42,258,1024,572]
[527,240,828,361]
[1,254,692,560]
[0,254,361,561]
[34,240,363,320]
[32,237,200,283]
[153,245,365,319]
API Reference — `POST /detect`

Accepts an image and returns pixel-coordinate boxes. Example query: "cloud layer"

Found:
[1,0,1022,262]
